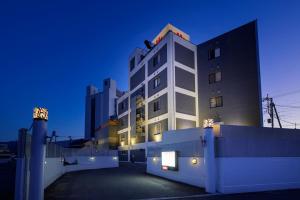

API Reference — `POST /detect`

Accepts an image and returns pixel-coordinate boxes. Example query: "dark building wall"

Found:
[148,93,168,119]
[148,119,168,142]
[176,92,196,116]
[176,118,196,130]
[175,42,195,69]
[118,97,128,115]
[197,21,262,127]
[175,67,195,91]
[130,65,145,90]
[148,44,168,76]
[148,68,168,97]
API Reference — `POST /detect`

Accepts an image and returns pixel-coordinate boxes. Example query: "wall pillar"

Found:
[29,119,47,200]
[203,127,216,193]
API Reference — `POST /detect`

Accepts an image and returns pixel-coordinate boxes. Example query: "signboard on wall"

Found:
[152,24,190,45]
[161,151,178,171]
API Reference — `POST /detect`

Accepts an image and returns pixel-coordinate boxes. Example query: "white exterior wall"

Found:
[216,157,300,193]
[43,156,118,189]
[147,157,205,187]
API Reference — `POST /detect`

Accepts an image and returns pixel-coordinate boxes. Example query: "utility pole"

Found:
[263,94,282,128]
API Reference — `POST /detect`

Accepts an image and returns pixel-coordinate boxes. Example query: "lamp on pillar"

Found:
[203,119,214,128]
[29,107,48,200]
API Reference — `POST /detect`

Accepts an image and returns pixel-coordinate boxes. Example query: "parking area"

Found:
[45,162,300,200]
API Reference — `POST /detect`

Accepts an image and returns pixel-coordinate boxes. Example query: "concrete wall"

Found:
[43,156,119,189]
[64,156,118,172]
[176,92,196,116]
[148,68,168,98]
[175,67,195,92]
[148,44,167,76]
[148,93,168,119]
[44,158,64,188]
[216,157,300,193]
[214,125,300,193]
[147,128,205,187]
[147,157,205,187]
[175,42,195,69]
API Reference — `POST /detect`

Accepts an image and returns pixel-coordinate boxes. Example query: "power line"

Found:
[272,89,300,99]
[277,104,300,109]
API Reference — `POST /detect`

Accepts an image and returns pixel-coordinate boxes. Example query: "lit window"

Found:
[154,123,162,135]
[215,48,220,58]
[215,71,221,82]
[208,47,220,60]
[154,76,161,89]
[153,100,160,112]
[208,71,221,84]
[210,96,223,108]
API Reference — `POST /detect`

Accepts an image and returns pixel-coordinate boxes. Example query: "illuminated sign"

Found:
[152,24,190,45]
[203,119,214,128]
[161,151,178,171]
[33,107,48,121]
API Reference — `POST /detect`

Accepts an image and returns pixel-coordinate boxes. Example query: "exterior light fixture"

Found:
[113,156,118,160]
[89,156,95,161]
[153,157,157,162]
[203,119,214,128]
[44,161,47,164]
[192,158,197,165]
[33,107,48,121]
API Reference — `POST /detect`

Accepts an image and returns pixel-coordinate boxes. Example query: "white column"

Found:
[204,127,216,193]
[29,120,47,200]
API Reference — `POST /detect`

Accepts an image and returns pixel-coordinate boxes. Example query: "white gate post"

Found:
[29,108,48,200]
[204,127,216,193]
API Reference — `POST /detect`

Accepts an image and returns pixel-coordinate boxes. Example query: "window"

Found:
[120,102,124,110]
[215,48,220,58]
[130,57,135,71]
[210,96,223,108]
[208,47,220,60]
[154,123,162,135]
[215,71,221,82]
[154,76,161,89]
[209,71,222,84]
[153,100,160,112]
[120,134,126,141]
[153,54,161,67]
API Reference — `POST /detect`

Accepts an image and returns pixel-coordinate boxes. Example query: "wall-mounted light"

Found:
[153,157,157,162]
[113,156,118,160]
[203,119,214,128]
[192,158,197,165]
[44,161,47,164]
[89,156,95,161]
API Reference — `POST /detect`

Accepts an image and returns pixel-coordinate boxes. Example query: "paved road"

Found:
[45,162,300,200]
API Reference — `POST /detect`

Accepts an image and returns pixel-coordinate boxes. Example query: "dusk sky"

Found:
[1,0,300,141]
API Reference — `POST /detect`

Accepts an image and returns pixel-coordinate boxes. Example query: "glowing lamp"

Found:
[33,107,48,121]
[89,156,95,161]
[203,119,214,128]
[192,158,197,165]
[152,157,157,162]
[113,156,118,160]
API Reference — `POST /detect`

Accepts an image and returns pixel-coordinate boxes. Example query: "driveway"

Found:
[45,162,205,200]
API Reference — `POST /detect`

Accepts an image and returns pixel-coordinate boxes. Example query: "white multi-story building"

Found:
[117,24,199,161]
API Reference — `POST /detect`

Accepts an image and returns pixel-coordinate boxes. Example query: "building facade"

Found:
[85,21,262,161]
[85,78,124,149]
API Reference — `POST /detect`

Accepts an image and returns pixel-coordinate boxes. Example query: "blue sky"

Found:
[1,0,300,141]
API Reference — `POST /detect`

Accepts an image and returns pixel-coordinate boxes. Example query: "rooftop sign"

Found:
[152,23,190,45]
[33,107,48,121]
